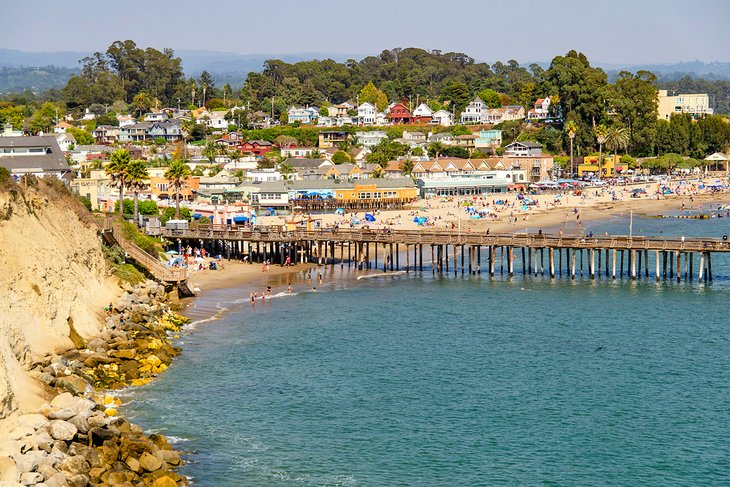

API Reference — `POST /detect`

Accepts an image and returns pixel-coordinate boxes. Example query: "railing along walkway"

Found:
[159,225,730,253]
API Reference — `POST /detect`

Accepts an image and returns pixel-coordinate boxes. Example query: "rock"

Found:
[47,408,75,421]
[55,375,91,396]
[155,449,181,466]
[32,432,54,453]
[44,473,69,487]
[89,427,115,447]
[109,349,137,360]
[125,456,141,473]
[87,414,110,430]
[38,372,55,385]
[152,475,178,487]
[86,338,106,351]
[49,393,75,410]
[68,443,100,469]
[57,455,89,476]
[13,451,46,473]
[36,464,58,481]
[138,451,162,472]
[147,434,171,451]
[67,416,89,435]
[49,420,77,441]
[88,466,106,480]
[20,472,44,485]
[64,473,88,487]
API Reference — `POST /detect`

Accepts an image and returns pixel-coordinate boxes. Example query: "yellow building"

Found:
[657,90,713,121]
[332,180,418,203]
[578,155,622,177]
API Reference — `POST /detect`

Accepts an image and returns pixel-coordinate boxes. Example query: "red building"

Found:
[388,103,413,125]
[240,139,274,156]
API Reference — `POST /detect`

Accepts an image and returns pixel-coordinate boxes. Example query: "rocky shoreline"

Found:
[2,280,190,487]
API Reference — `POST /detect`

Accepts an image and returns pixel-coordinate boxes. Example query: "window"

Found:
[358,192,372,199]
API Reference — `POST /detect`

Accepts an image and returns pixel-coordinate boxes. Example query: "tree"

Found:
[594,124,608,178]
[359,81,389,111]
[605,126,630,162]
[126,160,149,226]
[477,89,502,108]
[202,140,219,163]
[440,82,470,112]
[67,126,94,145]
[371,166,385,178]
[427,142,447,158]
[132,92,152,116]
[451,125,471,136]
[605,71,658,156]
[164,159,191,218]
[400,159,414,176]
[106,149,131,216]
[28,102,63,134]
[332,150,351,164]
[565,120,578,177]
[198,71,217,104]
[274,135,297,148]
[278,162,295,180]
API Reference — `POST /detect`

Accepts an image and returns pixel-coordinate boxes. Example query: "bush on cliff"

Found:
[120,221,163,257]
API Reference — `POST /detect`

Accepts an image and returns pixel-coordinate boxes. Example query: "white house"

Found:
[528,97,551,120]
[287,106,318,125]
[144,112,168,122]
[412,103,433,119]
[357,102,377,125]
[431,110,454,127]
[281,147,318,158]
[460,97,485,124]
[55,133,76,152]
[205,111,229,129]
[116,115,136,127]
[355,130,388,148]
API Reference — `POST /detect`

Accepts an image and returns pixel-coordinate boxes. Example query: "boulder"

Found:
[0,456,19,483]
[31,432,55,453]
[49,393,75,410]
[87,414,110,430]
[57,455,89,476]
[138,451,162,472]
[155,449,181,466]
[20,472,44,485]
[147,434,171,451]
[67,416,89,435]
[47,408,75,421]
[55,375,91,396]
[125,456,141,473]
[89,427,115,447]
[44,473,69,487]
[17,413,50,431]
[49,420,77,441]
[36,464,58,481]
[64,473,89,487]
[13,451,46,473]
[152,475,178,487]
[86,337,106,351]
[109,349,137,360]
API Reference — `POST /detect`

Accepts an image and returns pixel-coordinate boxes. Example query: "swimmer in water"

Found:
[287,284,292,293]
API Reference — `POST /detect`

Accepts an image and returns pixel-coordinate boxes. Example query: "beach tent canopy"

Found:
[364,213,376,222]
[166,256,183,267]
[233,216,249,223]
[192,213,202,219]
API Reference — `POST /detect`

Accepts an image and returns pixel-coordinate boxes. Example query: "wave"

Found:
[357,271,408,280]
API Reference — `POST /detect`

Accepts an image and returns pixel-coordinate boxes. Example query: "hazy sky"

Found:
[2,0,728,63]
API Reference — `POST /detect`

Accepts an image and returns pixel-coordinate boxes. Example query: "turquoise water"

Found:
[123,216,730,486]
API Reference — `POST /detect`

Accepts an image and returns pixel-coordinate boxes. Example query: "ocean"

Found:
[122,213,730,486]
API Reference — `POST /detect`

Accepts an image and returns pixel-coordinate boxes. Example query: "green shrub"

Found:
[0,167,10,184]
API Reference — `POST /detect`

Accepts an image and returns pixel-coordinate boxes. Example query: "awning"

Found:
[233,216,249,223]
[192,213,202,219]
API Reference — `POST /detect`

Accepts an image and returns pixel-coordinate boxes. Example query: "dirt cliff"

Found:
[0,179,118,419]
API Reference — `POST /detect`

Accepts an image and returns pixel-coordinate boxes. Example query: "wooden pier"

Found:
[160,226,730,283]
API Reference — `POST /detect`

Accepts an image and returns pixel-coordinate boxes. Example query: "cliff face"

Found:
[0,181,118,418]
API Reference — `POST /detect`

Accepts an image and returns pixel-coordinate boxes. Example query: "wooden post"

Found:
[521,247,526,276]
[461,245,465,275]
[708,252,712,282]
[489,246,495,276]
[589,249,595,279]
[406,244,410,273]
[688,252,693,282]
[549,248,555,278]
[508,247,514,276]
[669,251,674,279]
[612,249,617,279]
[630,250,636,280]
[453,244,457,275]
[419,244,423,271]
[637,250,642,279]
[644,250,649,278]
[430,245,435,274]
[655,250,660,281]
[676,251,681,284]
[540,248,545,276]
[571,248,576,280]
[477,246,481,274]
[699,252,705,281]
[559,248,562,277]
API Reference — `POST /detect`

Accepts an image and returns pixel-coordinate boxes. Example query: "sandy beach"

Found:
[255,179,730,235]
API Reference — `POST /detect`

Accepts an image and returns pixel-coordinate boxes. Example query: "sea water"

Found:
[123,214,730,486]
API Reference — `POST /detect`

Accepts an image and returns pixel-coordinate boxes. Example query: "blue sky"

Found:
[1,0,727,63]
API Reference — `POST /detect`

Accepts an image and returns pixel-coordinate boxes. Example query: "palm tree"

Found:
[126,160,149,227]
[400,159,414,176]
[165,159,191,218]
[371,166,385,178]
[278,162,295,180]
[106,149,131,216]
[594,124,608,178]
[605,127,630,175]
[427,142,446,159]
[565,121,578,178]
[203,140,219,163]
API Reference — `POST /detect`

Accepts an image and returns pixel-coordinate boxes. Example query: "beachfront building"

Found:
[577,155,622,177]
[0,135,70,179]
[460,97,485,124]
[150,176,199,202]
[416,170,527,197]
[505,155,555,182]
[92,125,120,144]
[657,90,713,120]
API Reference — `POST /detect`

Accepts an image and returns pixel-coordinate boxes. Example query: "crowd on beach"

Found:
[248,268,323,304]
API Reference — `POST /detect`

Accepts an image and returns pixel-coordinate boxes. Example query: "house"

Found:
[249,181,291,208]
[69,145,114,164]
[505,141,542,157]
[355,130,388,148]
[53,121,73,133]
[55,133,76,152]
[148,120,183,142]
[412,103,433,124]
[328,103,354,118]
[203,111,229,129]
[528,97,551,120]
[428,132,456,145]
[280,147,318,158]
[116,115,136,127]
[357,102,377,125]
[502,105,526,121]
[198,174,241,191]
[240,140,274,156]
[318,131,348,148]
[388,102,413,125]
[454,134,478,150]
[505,155,554,182]
[475,130,502,149]
[0,135,70,179]
[577,154,621,177]
[71,169,115,210]
[150,176,199,202]
[460,97,485,124]
[119,122,152,142]
[92,125,120,144]
[144,112,169,122]
[431,110,454,127]
[0,123,23,137]
[657,90,713,120]
[287,106,318,125]
[402,131,427,143]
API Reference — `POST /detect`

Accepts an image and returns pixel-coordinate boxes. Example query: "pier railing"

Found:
[158,225,730,253]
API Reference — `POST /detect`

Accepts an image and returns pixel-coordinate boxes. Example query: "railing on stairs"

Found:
[101,218,187,283]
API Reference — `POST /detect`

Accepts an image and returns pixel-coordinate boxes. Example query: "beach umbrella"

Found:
[165,250,179,255]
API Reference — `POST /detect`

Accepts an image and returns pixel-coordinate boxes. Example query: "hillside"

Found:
[0,178,118,418]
